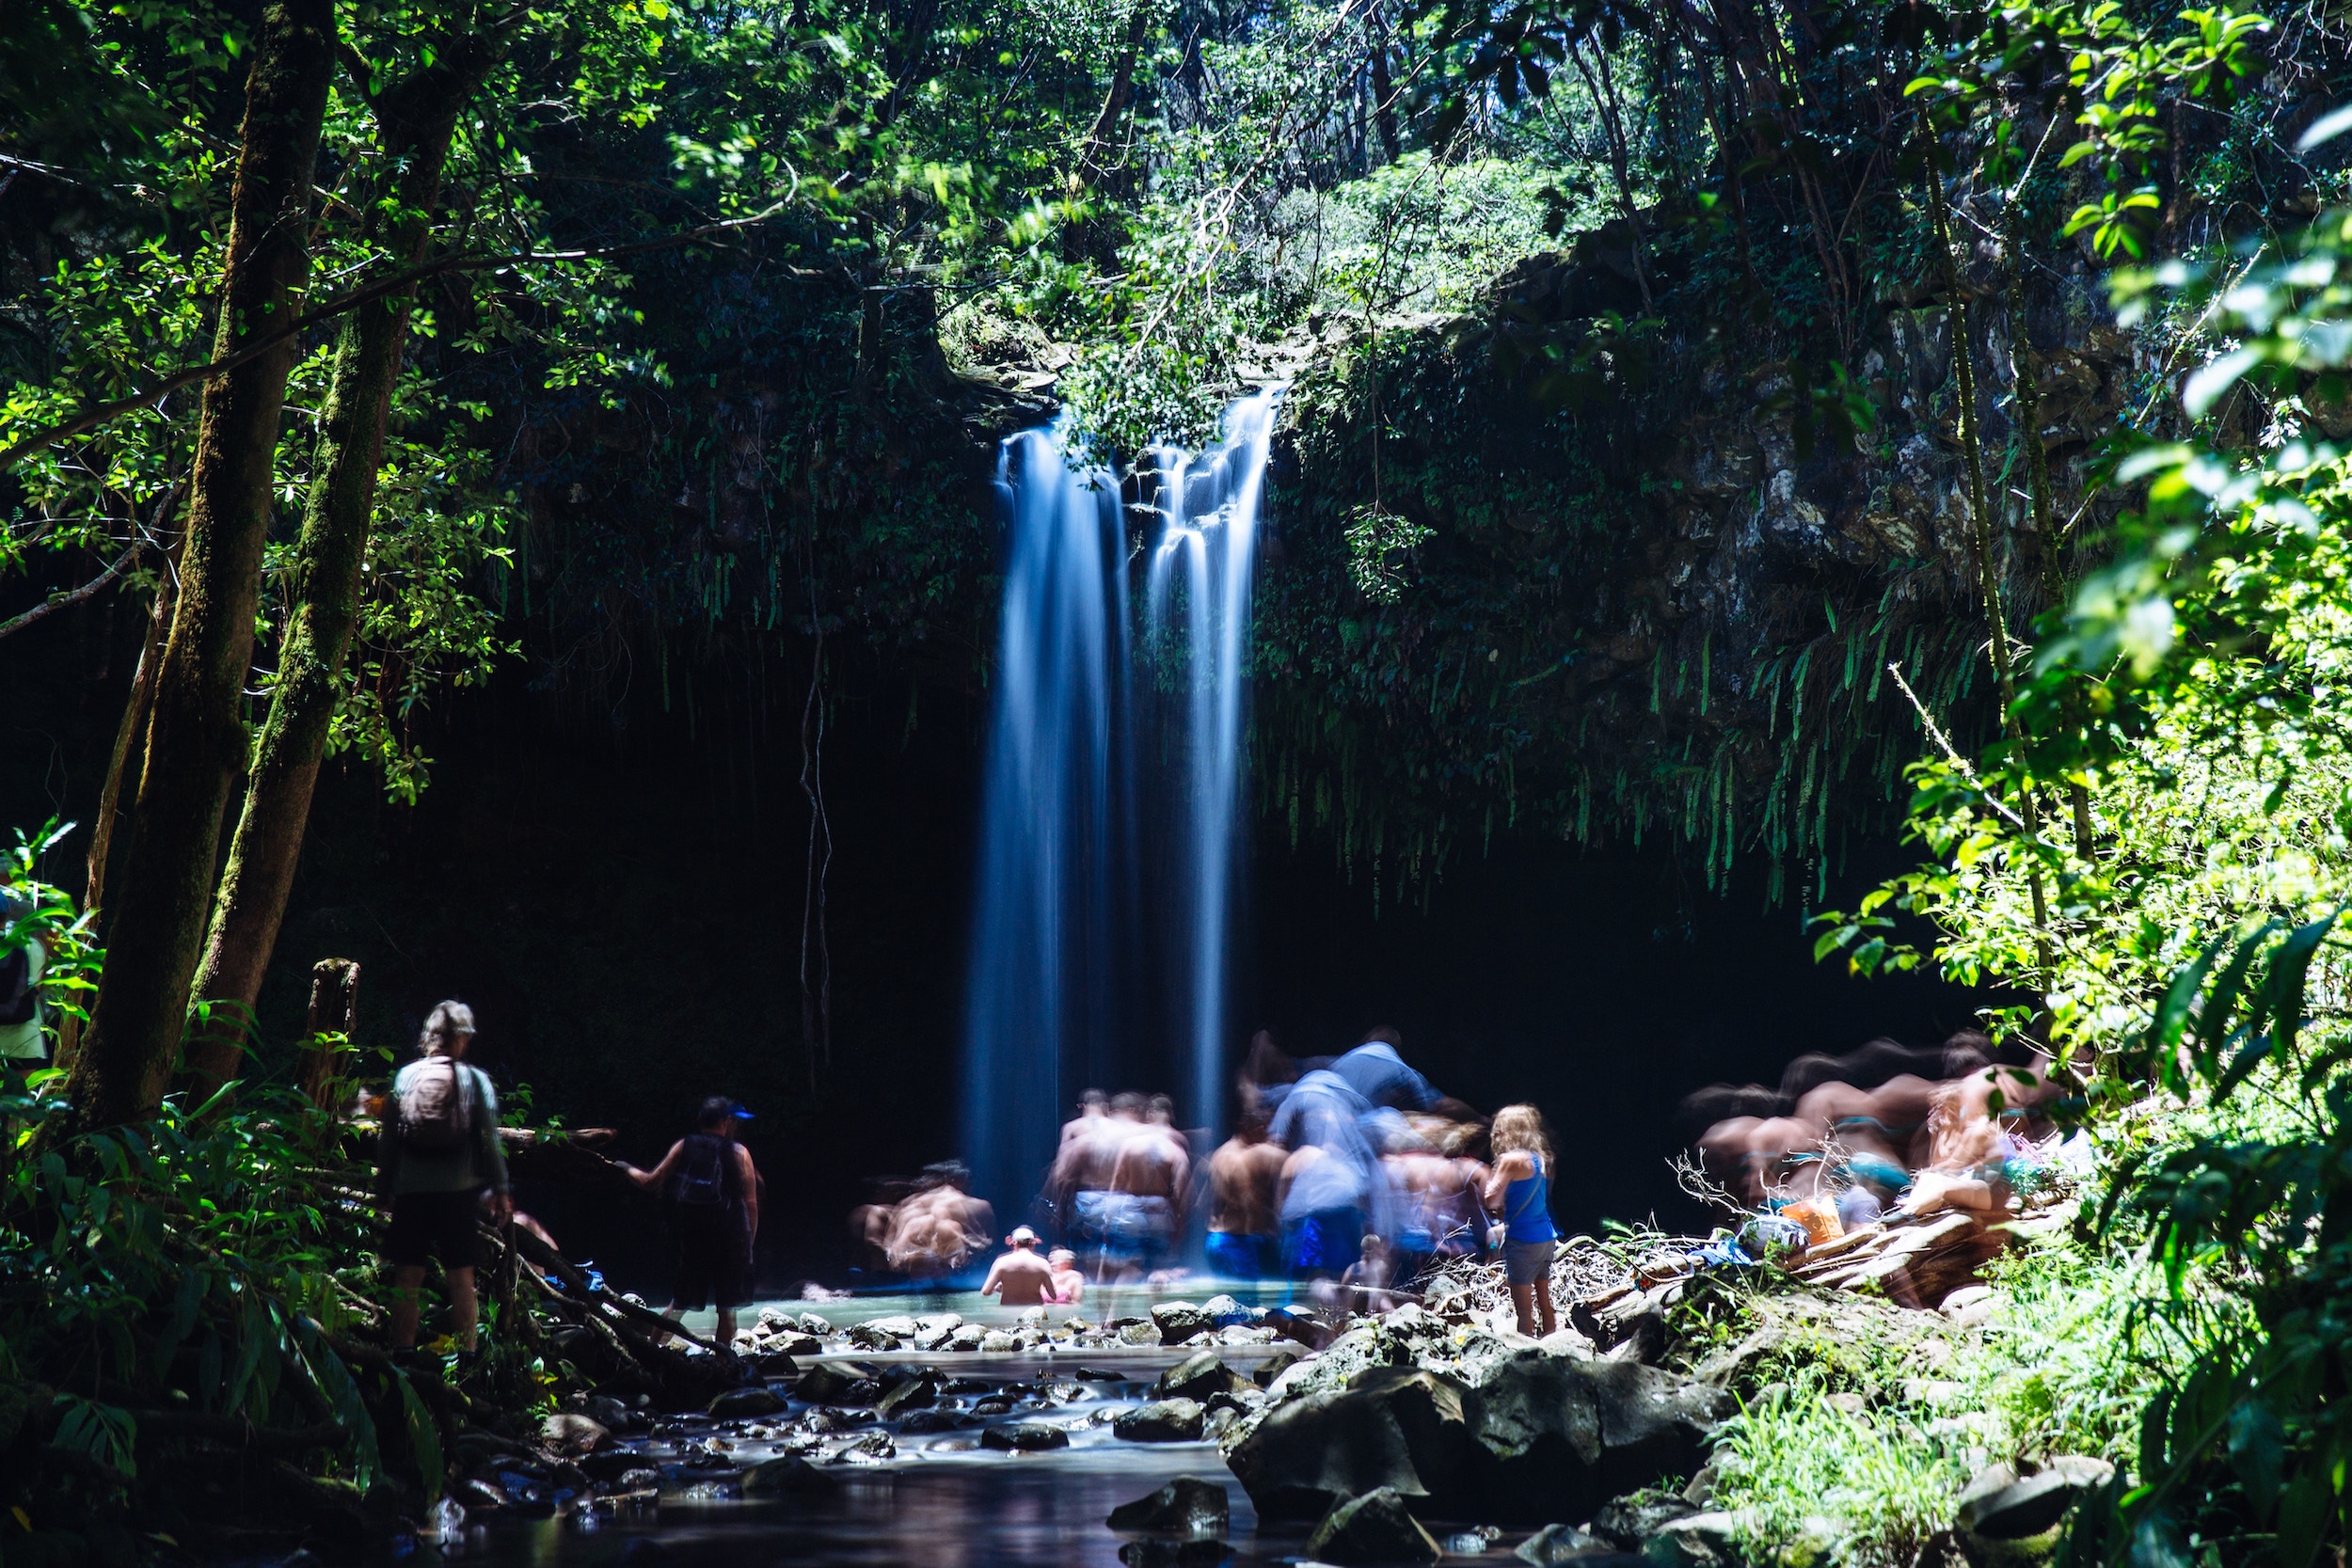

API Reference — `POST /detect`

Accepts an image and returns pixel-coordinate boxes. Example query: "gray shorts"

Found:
[1502,1240,1557,1286]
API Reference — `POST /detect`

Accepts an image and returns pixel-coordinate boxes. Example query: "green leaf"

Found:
[397,1371,443,1502]
[2225,1400,2283,1518]
[2274,1469,2331,1568]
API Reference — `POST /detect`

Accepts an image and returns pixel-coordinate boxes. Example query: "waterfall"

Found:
[1141,388,1279,1166]
[961,389,1280,1235]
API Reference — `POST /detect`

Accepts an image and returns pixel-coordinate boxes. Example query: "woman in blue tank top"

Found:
[1481,1103,1560,1338]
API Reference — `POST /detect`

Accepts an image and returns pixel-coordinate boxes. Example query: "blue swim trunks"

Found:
[1206,1231,1276,1280]
[1282,1208,1364,1275]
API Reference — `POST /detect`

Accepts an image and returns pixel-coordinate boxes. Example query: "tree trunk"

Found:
[186,31,503,1095]
[296,957,359,1110]
[58,555,177,1072]
[62,0,336,1129]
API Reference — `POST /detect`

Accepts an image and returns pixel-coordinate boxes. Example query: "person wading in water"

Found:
[621,1098,761,1345]
[377,1001,511,1354]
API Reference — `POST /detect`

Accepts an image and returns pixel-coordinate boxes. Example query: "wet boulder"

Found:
[794,1361,877,1405]
[898,1409,966,1434]
[1152,1301,1216,1344]
[1957,1457,2114,1540]
[947,1323,990,1351]
[979,1421,1071,1451]
[846,1322,905,1352]
[1113,1399,1207,1442]
[1252,1350,1299,1388]
[874,1375,939,1420]
[1305,1487,1443,1566]
[1107,1475,1232,1536]
[1514,1523,1617,1563]
[540,1413,609,1454]
[1461,1349,1724,1523]
[708,1386,787,1421]
[1590,1488,1696,1548]
[1156,1352,1248,1403]
[1645,1512,1739,1568]
[1226,1367,1474,1521]
[740,1454,840,1497]
[796,1313,834,1336]
[1117,1542,1231,1568]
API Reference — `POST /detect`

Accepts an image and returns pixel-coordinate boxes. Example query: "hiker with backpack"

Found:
[619,1097,762,1346]
[376,1000,511,1354]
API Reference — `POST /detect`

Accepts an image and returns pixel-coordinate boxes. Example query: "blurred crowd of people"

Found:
[1682,1030,2075,1237]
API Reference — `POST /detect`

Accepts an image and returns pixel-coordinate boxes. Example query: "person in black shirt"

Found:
[620,1098,762,1345]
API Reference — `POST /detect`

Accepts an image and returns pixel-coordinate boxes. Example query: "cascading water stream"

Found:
[961,389,1281,1235]
[1142,388,1279,1162]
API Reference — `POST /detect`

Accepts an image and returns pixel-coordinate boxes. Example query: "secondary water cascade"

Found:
[961,388,1281,1231]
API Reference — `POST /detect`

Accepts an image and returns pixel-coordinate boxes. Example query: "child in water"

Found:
[1046,1248,1085,1306]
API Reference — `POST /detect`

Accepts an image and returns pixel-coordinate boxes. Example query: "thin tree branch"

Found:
[0,543,142,641]
[1,203,793,470]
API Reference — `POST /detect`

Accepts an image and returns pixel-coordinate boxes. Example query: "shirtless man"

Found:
[880,1164,996,1280]
[1066,1093,1144,1273]
[980,1227,1056,1307]
[1107,1097,1188,1278]
[1381,1130,1485,1281]
[1046,1090,1111,1229]
[1205,1111,1286,1279]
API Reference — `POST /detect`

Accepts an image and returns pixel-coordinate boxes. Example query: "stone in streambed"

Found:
[1645,1512,1740,1568]
[979,1330,1021,1352]
[847,1322,904,1351]
[873,1375,938,1420]
[1252,1349,1298,1387]
[1106,1475,1232,1536]
[540,1413,609,1454]
[1227,1367,1472,1522]
[794,1361,878,1404]
[740,1454,839,1496]
[1514,1523,1614,1563]
[707,1386,787,1420]
[979,1421,1070,1451]
[1152,1301,1215,1343]
[1589,1488,1694,1548]
[1306,1486,1443,1566]
[1119,1542,1232,1568]
[946,1323,990,1351]
[1155,1351,1248,1402]
[1957,1456,2114,1540]
[1463,1349,1725,1524]
[1113,1399,1207,1442]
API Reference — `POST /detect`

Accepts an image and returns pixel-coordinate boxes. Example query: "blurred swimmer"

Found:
[1104,1094,1188,1278]
[1047,1248,1086,1305]
[1206,1109,1286,1278]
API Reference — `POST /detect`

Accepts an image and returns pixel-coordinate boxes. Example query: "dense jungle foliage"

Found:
[8,0,2352,1561]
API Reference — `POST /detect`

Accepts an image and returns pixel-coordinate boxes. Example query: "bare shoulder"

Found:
[1495,1148,1535,1178]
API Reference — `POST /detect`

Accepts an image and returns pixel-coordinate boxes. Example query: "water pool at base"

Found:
[448,1283,1536,1568]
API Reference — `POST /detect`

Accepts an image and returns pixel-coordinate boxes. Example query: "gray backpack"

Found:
[397,1057,474,1153]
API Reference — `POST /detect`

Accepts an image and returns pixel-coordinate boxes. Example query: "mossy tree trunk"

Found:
[64,0,336,1128]
[186,24,507,1096]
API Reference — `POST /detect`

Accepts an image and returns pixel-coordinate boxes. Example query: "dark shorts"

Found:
[386,1189,484,1269]
[1282,1208,1364,1275]
[673,1208,751,1312]
[1205,1230,1277,1280]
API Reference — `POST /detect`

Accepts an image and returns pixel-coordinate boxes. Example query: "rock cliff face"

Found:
[1251,227,2137,901]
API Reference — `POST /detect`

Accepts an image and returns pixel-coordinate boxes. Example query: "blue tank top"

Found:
[1503,1152,1558,1243]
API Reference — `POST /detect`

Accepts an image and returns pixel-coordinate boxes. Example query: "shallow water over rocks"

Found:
[435,1286,1548,1568]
